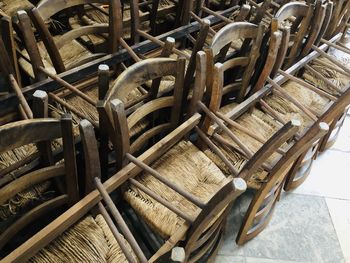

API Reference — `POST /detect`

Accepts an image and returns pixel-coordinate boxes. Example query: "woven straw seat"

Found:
[206,104,284,189]
[303,57,350,96]
[19,37,92,78]
[29,215,136,263]
[0,0,33,17]
[263,80,330,132]
[281,81,330,114]
[124,140,227,238]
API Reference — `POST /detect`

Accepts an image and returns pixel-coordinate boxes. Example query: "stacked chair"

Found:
[1,0,350,261]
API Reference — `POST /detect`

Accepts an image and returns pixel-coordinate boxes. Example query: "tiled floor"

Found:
[216,114,350,263]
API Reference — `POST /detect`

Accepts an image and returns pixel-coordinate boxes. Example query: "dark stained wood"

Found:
[0,116,83,252]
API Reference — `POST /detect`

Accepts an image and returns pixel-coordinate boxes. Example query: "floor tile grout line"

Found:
[284,191,350,201]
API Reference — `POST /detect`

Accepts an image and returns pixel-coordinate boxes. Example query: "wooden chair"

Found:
[255,74,332,191]
[261,3,350,188]
[282,52,350,189]
[15,6,184,137]
[17,0,121,80]
[246,36,350,191]
[196,40,334,242]
[98,57,186,172]
[197,57,331,242]
[284,81,350,190]
[237,121,329,244]
[97,55,243,261]
[301,2,350,152]
[2,117,247,262]
[197,84,309,244]
[0,115,81,254]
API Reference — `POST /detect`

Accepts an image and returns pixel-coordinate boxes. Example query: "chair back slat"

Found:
[27,0,122,74]
[36,0,110,21]
[100,58,185,170]
[0,119,61,153]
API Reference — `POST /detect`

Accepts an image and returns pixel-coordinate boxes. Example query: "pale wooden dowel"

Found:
[195,126,239,176]
[213,133,248,157]
[271,1,281,8]
[95,178,148,263]
[119,37,141,62]
[9,74,33,119]
[129,178,195,223]
[39,67,96,105]
[259,99,287,125]
[190,11,216,36]
[320,38,350,55]
[201,6,233,24]
[126,153,206,208]
[337,41,350,51]
[18,105,29,119]
[211,133,273,172]
[277,69,338,101]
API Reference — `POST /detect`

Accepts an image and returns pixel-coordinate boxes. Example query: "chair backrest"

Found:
[206,22,270,103]
[202,24,281,129]
[284,74,350,191]
[29,0,122,73]
[129,0,182,42]
[325,0,350,38]
[314,1,334,46]
[183,117,301,260]
[0,116,79,251]
[99,57,186,170]
[270,1,323,70]
[183,177,246,262]
[236,121,329,244]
